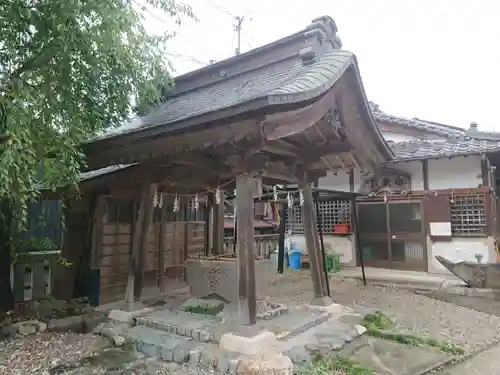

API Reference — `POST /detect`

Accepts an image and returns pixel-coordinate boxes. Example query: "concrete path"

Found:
[442,343,500,375]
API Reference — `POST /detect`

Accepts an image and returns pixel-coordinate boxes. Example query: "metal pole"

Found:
[314,192,330,297]
[277,202,287,273]
[233,208,237,254]
[351,197,366,286]
[234,16,243,55]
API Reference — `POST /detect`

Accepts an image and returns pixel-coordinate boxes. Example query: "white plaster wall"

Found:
[393,161,425,191]
[427,237,496,275]
[381,131,419,142]
[319,156,482,193]
[289,234,356,266]
[318,170,350,192]
[428,156,482,190]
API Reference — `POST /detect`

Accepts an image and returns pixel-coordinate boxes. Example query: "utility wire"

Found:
[204,0,237,18]
[166,52,208,67]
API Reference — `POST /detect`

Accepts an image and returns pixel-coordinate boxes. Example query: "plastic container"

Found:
[325,253,341,274]
[288,248,302,270]
[333,224,350,233]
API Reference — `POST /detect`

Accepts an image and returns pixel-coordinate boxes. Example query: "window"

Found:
[450,194,487,236]
[286,200,351,235]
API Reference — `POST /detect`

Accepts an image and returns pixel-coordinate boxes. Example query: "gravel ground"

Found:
[437,341,500,375]
[268,271,500,354]
[0,332,110,374]
[3,270,500,374]
[0,331,212,374]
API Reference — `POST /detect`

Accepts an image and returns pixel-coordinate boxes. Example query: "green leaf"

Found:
[0,0,195,229]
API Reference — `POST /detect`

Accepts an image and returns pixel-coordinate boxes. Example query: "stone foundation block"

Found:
[220,331,281,356]
[236,353,293,375]
[108,307,153,325]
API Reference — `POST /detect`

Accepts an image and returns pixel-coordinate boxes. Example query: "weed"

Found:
[297,355,375,375]
[361,311,464,356]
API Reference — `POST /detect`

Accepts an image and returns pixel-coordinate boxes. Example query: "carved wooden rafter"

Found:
[261,88,337,141]
[359,166,412,195]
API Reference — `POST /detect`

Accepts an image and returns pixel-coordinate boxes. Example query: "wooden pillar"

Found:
[125,183,157,303]
[204,193,213,256]
[300,183,324,299]
[235,174,257,325]
[212,191,224,255]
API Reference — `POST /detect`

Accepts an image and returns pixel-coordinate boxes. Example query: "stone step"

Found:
[135,310,221,343]
[124,325,242,373]
[124,325,203,363]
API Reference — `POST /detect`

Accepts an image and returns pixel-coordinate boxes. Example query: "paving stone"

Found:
[138,342,162,358]
[339,313,363,325]
[284,346,312,366]
[188,349,201,365]
[315,333,348,351]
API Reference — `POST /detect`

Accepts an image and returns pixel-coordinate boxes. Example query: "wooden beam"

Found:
[301,140,352,162]
[87,120,260,169]
[236,174,257,325]
[300,182,324,299]
[125,183,157,303]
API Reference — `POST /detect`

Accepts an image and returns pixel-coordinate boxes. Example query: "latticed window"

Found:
[286,200,351,235]
[450,194,487,236]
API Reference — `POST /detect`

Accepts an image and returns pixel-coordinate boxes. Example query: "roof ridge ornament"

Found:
[308,16,342,48]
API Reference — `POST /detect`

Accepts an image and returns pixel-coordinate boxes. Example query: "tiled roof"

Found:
[390,138,500,161]
[369,102,500,140]
[373,111,465,137]
[95,50,356,140]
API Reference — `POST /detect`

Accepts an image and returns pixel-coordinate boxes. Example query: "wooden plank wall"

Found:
[100,222,132,303]
[98,196,207,304]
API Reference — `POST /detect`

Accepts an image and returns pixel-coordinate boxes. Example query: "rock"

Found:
[1,324,17,338]
[355,324,367,336]
[18,322,37,335]
[101,324,127,346]
[92,322,106,334]
[236,353,293,375]
[13,320,47,336]
[113,335,126,347]
[284,346,311,366]
[47,315,84,332]
[83,311,107,332]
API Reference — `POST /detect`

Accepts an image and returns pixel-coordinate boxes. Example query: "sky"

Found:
[152,0,499,131]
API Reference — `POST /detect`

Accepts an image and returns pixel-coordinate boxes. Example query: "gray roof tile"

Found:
[95,51,355,140]
[370,103,500,140]
[390,138,500,161]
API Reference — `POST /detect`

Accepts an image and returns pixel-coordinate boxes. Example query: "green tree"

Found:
[0,0,194,314]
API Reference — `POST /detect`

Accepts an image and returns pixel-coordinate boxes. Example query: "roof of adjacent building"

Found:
[370,102,500,141]
[368,103,500,161]
[390,138,500,161]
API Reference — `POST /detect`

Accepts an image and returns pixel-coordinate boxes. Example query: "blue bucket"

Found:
[288,249,302,270]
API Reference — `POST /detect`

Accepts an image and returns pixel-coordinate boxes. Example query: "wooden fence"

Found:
[10,250,60,302]
[223,234,280,258]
